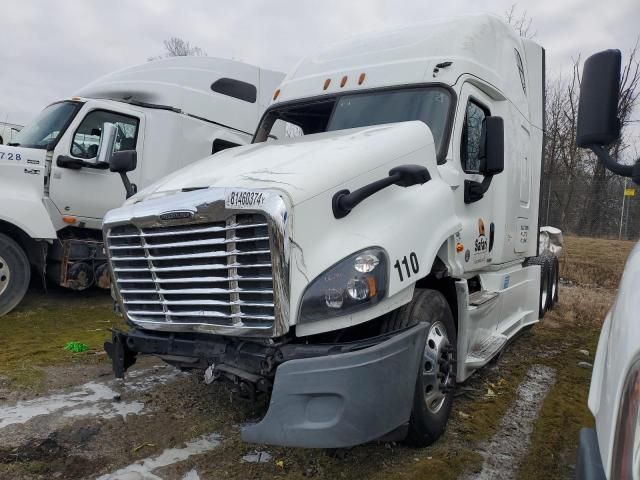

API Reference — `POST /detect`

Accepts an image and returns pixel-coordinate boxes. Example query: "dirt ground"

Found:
[0,236,633,480]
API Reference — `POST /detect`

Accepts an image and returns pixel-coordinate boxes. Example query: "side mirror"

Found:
[577,49,621,147]
[109,150,137,199]
[483,116,504,176]
[576,50,639,183]
[96,123,117,165]
[109,150,137,173]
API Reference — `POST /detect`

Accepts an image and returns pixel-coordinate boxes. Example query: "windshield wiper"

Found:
[7,142,20,146]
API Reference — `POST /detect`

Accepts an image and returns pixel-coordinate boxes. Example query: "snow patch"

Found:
[242,451,272,463]
[96,434,222,480]
[0,369,179,429]
[462,364,557,480]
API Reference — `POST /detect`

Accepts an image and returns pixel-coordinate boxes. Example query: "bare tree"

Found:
[505,4,536,39]
[148,37,207,61]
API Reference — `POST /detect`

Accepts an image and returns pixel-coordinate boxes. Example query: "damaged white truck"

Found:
[0,57,283,315]
[104,15,559,447]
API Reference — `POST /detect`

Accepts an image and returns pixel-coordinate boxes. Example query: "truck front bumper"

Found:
[576,428,607,480]
[106,323,427,448]
[242,323,427,448]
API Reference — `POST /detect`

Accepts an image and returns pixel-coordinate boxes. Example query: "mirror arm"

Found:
[464,176,493,204]
[333,175,400,219]
[589,144,634,177]
[590,145,640,185]
[119,173,136,199]
[332,165,431,219]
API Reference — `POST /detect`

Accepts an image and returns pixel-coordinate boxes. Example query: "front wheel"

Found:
[0,233,31,317]
[380,288,457,447]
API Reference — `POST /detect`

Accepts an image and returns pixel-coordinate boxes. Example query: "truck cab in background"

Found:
[0,57,284,315]
[103,15,560,449]
[0,121,22,145]
[575,50,640,480]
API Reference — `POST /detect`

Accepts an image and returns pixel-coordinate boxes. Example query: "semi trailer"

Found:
[575,50,640,480]
[103,14,559,448]
[0,57,284,316]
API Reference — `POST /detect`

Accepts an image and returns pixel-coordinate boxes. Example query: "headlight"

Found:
[298,248,388,323]
[611,357,640,479]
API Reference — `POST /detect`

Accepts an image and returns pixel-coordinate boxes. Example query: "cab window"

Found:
[460,100,489,173]
[71,110,139,159]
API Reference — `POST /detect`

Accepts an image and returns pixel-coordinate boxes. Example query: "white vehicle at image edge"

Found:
[575,51,640,479]
[0,57,284,316]
[103,15,561,448]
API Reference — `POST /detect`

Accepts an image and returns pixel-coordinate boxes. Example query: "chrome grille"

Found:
[107,214,275,332]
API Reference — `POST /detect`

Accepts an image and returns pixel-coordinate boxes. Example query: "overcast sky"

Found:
[1,0,639,131]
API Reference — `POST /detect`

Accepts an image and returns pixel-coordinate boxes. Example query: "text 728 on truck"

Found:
[104,15,560,447]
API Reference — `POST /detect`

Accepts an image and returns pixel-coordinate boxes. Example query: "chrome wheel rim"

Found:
[422,321,453,414]
[0,255,10,296]
[551,268,558,300]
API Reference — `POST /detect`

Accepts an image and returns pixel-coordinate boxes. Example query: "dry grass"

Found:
[560,235,635,288]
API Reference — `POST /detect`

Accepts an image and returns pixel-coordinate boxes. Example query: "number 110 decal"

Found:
[394,252,419,281]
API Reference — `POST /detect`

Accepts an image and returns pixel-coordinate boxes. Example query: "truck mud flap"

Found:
[241,323,428,448]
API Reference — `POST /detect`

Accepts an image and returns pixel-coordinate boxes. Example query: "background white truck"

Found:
[0,57,284,316]
[0,121,22,145]
[103,15,560,448]
[575,50,640,480]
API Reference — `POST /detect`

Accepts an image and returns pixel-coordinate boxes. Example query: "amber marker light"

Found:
[366,276,377,298]
[273,89,280,100]
[323,78,331,90]
[340,76,348,87]
[358,73,366,85]
[456,243,464,253]
[63,216,77,224]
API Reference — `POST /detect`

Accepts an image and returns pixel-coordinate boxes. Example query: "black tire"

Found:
[380,289,457,447]
[525,254,552,318]
[0,233,31,317]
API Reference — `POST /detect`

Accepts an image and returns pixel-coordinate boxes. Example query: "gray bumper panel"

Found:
[576,428,606,480]
[241,323,428,448]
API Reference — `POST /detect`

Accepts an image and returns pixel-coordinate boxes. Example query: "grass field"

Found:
[560,235,635,288]
[0,289,123,389]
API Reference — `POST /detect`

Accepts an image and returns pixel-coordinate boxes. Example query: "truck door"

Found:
[49,105,144,221]
[453,83,498,271]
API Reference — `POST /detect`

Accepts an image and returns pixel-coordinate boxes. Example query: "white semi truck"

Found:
[0,57,284,316]
[103,15,559,447]
[575,50,640,479]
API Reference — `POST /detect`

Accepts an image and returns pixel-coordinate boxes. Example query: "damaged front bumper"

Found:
[105,323,427,448]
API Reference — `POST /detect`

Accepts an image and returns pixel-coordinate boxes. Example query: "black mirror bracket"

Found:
[332,164,431,219]
[118,173,136,199]
[589,144,640,185]
[464,176,493,204]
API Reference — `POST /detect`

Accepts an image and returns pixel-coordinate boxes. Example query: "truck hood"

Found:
[130,121,434,206]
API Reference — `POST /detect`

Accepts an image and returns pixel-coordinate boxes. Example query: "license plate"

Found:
[225,189,267,209]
